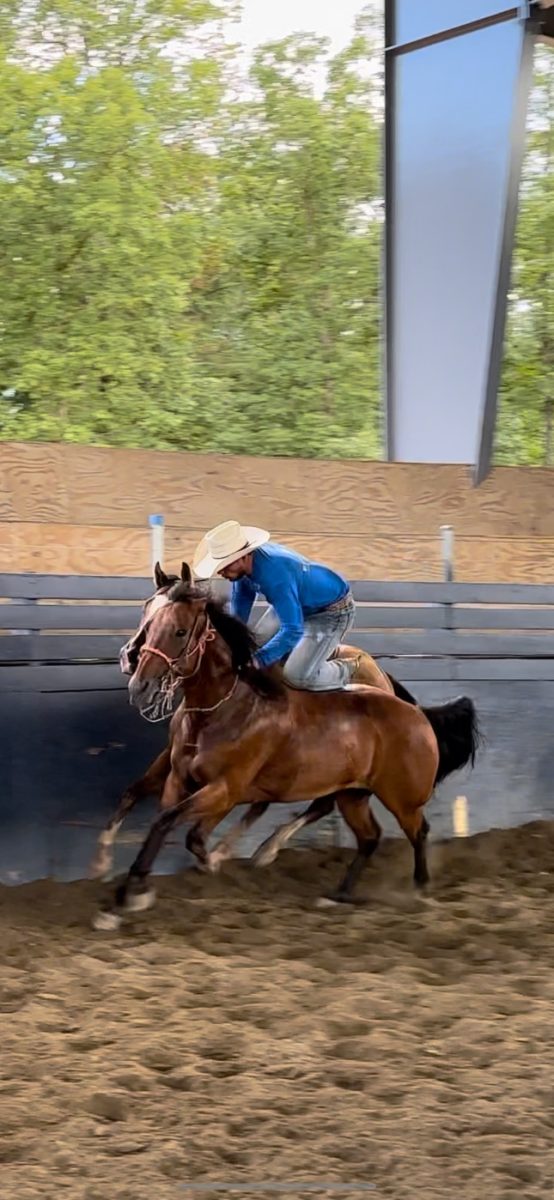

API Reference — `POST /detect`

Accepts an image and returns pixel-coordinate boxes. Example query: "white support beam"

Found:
[384,2,540,484]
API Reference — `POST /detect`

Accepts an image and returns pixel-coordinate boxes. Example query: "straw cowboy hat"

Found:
[193,520,270,579]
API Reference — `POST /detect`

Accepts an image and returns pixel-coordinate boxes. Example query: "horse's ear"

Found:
[180,561,192,584]
[154,561,169,590]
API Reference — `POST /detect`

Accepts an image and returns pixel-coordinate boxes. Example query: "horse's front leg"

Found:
[89,747,171,879]
[92,776,236,930]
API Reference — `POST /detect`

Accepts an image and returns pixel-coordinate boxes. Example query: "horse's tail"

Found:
[420,696,481,785]
[386,673,418,706]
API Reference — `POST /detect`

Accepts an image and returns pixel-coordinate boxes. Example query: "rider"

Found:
[192,520,357,690]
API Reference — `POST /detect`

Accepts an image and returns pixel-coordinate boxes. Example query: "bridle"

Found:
[139,613,216,679]
[136,614,237,723]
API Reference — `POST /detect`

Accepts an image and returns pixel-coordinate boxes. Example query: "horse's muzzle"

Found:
[128,674,179,723]
[128,675,158,710]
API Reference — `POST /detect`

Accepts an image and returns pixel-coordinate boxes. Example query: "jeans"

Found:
[250,593,356,691]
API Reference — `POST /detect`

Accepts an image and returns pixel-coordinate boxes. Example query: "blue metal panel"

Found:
[394,1,516,44]
[3,678,553,880]
[0,687,176,885]
[385,10,533,470]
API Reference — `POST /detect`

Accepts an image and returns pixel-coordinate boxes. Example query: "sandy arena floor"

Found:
[2,823,554,1199]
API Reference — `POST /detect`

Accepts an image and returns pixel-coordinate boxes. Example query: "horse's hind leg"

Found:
[323,792,381,905]
[204,801,270,873]
[89,747,170,879]
[252,794,336,868]
[377,792,430,889]
[399,809,430,888]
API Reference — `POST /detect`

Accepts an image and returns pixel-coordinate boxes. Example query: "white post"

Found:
[453,795,469,838]
[149,514,165,573]
[440,524,454,583]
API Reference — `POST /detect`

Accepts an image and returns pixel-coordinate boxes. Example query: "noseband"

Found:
[135,615,221,723]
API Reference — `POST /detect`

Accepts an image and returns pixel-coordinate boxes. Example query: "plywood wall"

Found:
[1,441,554,580]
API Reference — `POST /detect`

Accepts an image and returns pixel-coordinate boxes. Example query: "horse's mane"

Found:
[168,581,284,701]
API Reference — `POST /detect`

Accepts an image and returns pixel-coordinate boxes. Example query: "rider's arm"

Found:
[230,576,257,625]
[255,585,304,669]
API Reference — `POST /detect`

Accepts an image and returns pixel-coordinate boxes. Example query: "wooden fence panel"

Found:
[0,603,141,631]
[351,581,554,605]
[0,574,152,600]
[452,607,554,630]
[0,663,123,693]
[0,635,126,662]
[349,631,554,657]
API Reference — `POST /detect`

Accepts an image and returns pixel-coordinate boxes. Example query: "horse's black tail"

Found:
[421,696,481,785]
[386,674,481,784]
[386,673,418,706]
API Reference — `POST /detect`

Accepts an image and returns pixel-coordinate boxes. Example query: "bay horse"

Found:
[93,579,479,930]
[89,563,419,879]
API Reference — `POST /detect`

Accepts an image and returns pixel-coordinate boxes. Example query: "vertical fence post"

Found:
[149,514,165,572]
[440,524,454,583]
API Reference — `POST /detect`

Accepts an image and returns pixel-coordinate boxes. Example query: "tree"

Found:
[495,47,554,466]
[186,10,384,456]
[0,0,234,447]
[0,0,386,457]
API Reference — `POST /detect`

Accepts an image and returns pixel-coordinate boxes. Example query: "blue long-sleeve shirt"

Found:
[231,542,348,668]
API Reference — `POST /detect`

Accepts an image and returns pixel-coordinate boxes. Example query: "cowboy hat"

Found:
[193,520,270,579]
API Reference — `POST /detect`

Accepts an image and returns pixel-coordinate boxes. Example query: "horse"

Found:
[89,562,419,879]
[93,579,480,930]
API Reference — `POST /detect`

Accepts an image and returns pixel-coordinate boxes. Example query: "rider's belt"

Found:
[320,589,354,615]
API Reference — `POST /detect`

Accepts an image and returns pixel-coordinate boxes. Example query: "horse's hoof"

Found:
[123,888,156,913]
[191,861,210,875]
[316,892,358,909]
[205,846,231,874]
[92,909,122,932]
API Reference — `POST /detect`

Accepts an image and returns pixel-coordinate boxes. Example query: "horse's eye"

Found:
[176,629,187,638]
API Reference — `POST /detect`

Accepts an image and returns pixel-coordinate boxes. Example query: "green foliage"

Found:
[0,0,550,464]
[0,0,232,447]
[495,49,554,466]
[0,0,385,457]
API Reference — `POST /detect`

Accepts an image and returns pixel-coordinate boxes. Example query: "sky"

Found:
[223,0,378,98]
[234,0,366,56]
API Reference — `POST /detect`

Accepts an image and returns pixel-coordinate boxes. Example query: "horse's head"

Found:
[119,561,191,677]
[128,578,282,721]
[128,579,215,719]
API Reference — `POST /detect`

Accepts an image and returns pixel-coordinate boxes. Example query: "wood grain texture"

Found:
[0,443,69,523]
[3,524,151,576]
[4,522,554,581]
[2,442,554,578]
[2,442,554,535]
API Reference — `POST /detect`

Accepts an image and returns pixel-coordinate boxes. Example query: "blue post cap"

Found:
[149,514,164,527]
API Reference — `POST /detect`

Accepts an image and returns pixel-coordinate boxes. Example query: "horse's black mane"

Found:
[168,580,283,700]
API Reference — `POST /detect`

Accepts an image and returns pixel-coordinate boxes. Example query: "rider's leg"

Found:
[284,600,356,691]
[248,605,280,646]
